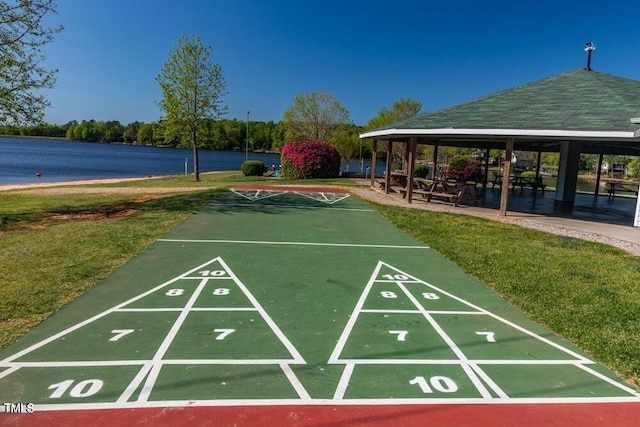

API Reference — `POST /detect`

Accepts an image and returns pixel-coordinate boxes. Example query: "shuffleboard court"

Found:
[1,186,639,425]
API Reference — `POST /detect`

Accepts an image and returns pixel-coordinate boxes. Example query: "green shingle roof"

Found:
[379,68,640,133]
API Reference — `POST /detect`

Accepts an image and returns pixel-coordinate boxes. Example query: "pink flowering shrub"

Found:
[446,156,481,182]
[281,139,340,179]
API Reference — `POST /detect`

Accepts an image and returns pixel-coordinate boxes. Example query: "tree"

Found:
[156,34,227,181]
[365,97,422,130]
[0,0,63,125]
[365,98,423,161]
[282,91,351,142]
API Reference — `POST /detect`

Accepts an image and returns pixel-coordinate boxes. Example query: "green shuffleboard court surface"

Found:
[1,187,638,411]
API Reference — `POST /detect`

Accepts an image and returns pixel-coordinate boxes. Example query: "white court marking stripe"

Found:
[333,363,356,400]
[157,239,428,249]
[470,364,509,399]
[574,363,640,397]
[327,262,383,363]
[0,258,221,364]
[280,362,311,399]
[396,281,493,399]
[210,202,375,212]
[218,257,306,364]
[379,261,592,363]
[135,277,211,402]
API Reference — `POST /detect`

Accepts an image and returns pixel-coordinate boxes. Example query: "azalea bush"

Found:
[281,139,341,179]
[446,156,481,181]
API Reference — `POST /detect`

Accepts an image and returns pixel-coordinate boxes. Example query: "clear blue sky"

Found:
[42,0,640,126]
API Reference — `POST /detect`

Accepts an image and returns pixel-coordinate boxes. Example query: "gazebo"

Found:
[360,68,640,217]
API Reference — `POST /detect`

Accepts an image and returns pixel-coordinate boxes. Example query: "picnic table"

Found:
[491,174,546,193]
[606,180,639,199]
[411,178,478,207]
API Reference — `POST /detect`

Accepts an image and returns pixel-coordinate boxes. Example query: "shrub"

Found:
[241,160,267,176]
[281,139,340,179]
[520,170,538,179]
[414,163,430,178]
[446,156,481,181]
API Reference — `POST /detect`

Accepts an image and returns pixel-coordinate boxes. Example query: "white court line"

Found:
[280,362,311,400]
[333,363,355,400]
[574,363,640,397]
[157,239,429,250]
[134,277,211,402]
[218,257,306,365]
[115,308,258,313]
[210,202,375,212]
[396,281,494,399]
[0,258,222,364]
[378,261,592,363]
[294,191,351,205]
[328,262,383,364]
[328,359,598,365]
[360,309,483,315]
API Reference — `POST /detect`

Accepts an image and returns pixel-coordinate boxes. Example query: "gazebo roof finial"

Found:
[585,41,596,71]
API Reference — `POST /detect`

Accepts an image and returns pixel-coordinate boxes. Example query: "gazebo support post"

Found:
[499,138,515,216]
[406,137,417,204]
[483,148,490,193]
[384,140,392,194]
[431,144,439,179]
[370,139,378,187]
[595,152,604,197]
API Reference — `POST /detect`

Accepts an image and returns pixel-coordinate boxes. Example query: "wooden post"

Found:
[370,139,378,187]
[483,148,490,193]
[403,139,410,172]
[407,137,417,204]
[384,140,392,194]
[499,138,514,216]
[431,144,439,179]
[595,152,604,197]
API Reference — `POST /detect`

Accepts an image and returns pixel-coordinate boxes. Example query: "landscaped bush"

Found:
[446,156,481,181]
[414,163,430,178]
[281,139,340,179]
[241,160,267,176]
[520,170,538,179]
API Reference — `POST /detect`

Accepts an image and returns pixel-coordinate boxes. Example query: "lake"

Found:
[0,137,387,185]
[0,137,290,184]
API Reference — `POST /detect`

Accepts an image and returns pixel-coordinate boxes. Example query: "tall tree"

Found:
[156,34,227,181]
[365,97,422,130]
[282,91,351,142]
[0,0,63,125]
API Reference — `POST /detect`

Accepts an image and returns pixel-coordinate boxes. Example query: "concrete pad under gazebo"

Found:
[360,68,640,220]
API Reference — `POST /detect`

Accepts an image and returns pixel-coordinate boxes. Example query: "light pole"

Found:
[246,111,250,162]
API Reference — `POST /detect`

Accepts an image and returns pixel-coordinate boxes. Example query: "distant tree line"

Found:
[0,119,292,152]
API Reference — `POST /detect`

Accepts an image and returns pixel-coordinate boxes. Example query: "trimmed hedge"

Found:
[414,163,430,178]
[281,139,340,179]
[241,160,268,176]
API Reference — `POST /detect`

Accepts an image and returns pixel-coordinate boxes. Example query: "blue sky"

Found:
[42,0,640,126]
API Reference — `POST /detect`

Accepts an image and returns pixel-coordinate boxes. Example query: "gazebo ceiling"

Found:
[360,68,640,155]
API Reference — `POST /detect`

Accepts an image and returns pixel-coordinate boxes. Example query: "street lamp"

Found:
[246,111,250,162]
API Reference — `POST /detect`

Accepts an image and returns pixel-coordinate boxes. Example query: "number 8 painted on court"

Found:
[165,289,184,296]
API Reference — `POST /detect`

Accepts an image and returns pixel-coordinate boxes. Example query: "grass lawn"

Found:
[1,172,638,389]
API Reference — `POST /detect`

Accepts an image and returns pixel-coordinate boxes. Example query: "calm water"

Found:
[0,137,285,184]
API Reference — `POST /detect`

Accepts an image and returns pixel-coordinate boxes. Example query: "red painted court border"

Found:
[231,185,348,194]
[3,403,640,426]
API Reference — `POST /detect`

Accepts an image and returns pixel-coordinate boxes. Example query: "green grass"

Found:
[1,172,638,389]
